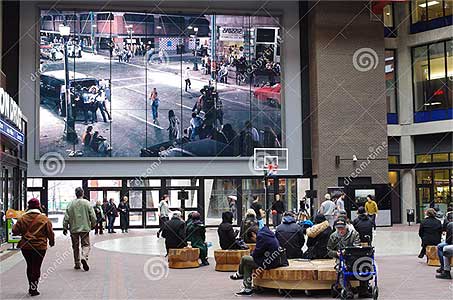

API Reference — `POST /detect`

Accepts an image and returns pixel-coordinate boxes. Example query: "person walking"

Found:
[118,196,130,233]
[364,195,379,230]
[12,198,55,296]
[271,194,285,228]
[149,88,160,124]
[93,200,104,235]
[105,198,118,233]
[63,187,96,271]
[157,194,170,238]
[319,193,336,228]
[168,110,180,141]
[184,67,192,92]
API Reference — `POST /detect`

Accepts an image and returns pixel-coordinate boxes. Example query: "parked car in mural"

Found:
[253,83,281,107]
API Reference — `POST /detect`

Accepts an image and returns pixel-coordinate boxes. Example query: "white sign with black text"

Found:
[219,27,244,41]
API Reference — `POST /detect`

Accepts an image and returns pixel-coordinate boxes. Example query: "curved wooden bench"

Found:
[253,259,339,290]
[426,245,453,267]
[168,247,200,269]
[214,249,250,272]
[247,244,256,252]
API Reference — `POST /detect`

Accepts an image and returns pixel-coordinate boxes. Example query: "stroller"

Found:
[331,245,378,300]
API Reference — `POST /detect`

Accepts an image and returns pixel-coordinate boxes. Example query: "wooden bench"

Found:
[168,247,200,269]
[253,259,340,290]
[247,244,256,252]
[426,245,453,267]
[214,249,251,272]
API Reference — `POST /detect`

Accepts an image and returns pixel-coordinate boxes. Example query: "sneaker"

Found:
[436,271,452,279]
[81,259,89,271]
[29,290,40,297]
[74,265,81,270]
[436,268,442,273]
[230,273,244,280]
[201,259,209,266]
[235,288,254,296]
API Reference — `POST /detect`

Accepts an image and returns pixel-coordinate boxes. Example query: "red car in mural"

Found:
[253,83,281,107]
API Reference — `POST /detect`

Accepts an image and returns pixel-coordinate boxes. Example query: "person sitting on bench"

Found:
[302,214,332,259]
[218,211,241,250]
[352,207,374,244]
[230,226,288,296]
[436,215,453,280]
[275,211,305,259]
[186,212,209,266]
[162,210,187,255]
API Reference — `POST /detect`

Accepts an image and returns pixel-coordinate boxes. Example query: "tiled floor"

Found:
[0,227,450,300]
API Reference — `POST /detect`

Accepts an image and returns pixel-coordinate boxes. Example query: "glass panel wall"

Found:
[47,180,82,227]
[205,178,238,225]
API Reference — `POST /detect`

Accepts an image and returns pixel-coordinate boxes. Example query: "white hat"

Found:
[325,193,331,200]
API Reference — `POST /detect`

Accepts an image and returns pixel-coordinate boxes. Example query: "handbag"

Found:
[235,239,250,250]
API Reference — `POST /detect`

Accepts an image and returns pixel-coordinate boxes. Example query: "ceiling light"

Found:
[419,1,439,8]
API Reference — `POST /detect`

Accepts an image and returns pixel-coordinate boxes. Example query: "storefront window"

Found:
[88,179,122,187]
[388,155,399,164]
[416,170,432,184]
[389,171,399,187]
[128,190,143,208]
[416,154,432,163]
[205,179,238,225]
[385,50,397,115]
[27,178,43,187]
[412,40,452,118]
[412,0,449,23]
[433,169,450,211]
[146,190,159,208]
[412,0,429,23]
[433,153,449,162]
[427,0,445,20]
[47,180,82,227]
[241,178,265,219]
[128,179,161,187]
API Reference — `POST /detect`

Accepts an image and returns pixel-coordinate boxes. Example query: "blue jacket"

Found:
[252,226,287,269]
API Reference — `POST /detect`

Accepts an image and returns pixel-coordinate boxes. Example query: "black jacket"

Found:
[271,201,285,214]
[240,217,258,243]
[303,223,332,259]
[218,212,240,250]
[419,216,442,246]
[446,222,453,245]
[163,216,187,251]
[275,216,305,259]
[352,214,374,243]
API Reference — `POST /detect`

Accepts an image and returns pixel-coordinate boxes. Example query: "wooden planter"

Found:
[214,249,251,272]
[247,244,256,252]
[168,247,200,269]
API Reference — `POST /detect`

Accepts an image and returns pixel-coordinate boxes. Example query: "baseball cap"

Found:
[334,218,347,228]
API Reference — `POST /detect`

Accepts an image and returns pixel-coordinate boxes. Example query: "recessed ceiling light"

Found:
[419,1,439,8]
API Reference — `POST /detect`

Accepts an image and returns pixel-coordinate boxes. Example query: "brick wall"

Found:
[309,1,388,206]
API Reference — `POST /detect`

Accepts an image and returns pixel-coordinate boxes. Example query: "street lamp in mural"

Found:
[59,24,77,143]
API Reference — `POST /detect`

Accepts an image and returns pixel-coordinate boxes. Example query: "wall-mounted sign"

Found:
[0,87,23,131]
[0,118,24,144]
[219,27,244,41]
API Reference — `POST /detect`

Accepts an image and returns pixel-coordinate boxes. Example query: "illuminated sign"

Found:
[0,118,24,144]
[0,87,23,131]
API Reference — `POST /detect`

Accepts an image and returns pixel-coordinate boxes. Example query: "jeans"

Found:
[21,249,46,290]
[272,213,282,228]
[369,214,377,230]
[185,79,191,91]
[442,245,453,271]
[94,220,103,234]
[151,103,159,121]
[437,242,448,270]
[70,232,90,267]
[99,102,111,122]
[107,215,116,232]
[238,255,258,290]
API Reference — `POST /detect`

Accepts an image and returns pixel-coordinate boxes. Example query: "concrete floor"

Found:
[0,227,451,300]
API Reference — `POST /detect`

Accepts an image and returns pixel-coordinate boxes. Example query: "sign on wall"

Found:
[0,118,24,144]
[219,27,244,41]
[0,87,23,132]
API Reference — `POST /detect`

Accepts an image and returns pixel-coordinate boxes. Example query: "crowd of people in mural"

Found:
[9,188,453,297]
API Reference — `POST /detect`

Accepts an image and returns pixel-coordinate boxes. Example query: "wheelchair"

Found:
[331,245,378,300]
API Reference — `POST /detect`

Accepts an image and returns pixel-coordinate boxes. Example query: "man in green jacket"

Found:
[63,187,96,271]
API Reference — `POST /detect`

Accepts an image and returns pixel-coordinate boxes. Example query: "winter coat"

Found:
[303,220,332,259]
[327,228,361,258]
[419,216,442,246]
[12,209,55,250]
[63,198,97,233]
[271,200,285,214]
[275,216,305,259]
[93,205,104,222]
[352,214,374,243]
[446,222,453,245]
[218,212,240,250]
[105,202,118,217]
[163,216,187,251]
[186,220,208,259]
[118,202,130,216]
[252,226,288,269]
[240,216,258,243]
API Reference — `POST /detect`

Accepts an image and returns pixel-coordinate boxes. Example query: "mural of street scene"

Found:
[39,11,283,157]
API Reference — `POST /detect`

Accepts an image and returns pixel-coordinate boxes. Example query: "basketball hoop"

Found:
[266,162,278,176]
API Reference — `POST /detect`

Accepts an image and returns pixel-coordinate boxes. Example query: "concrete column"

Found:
[400,135,416,223]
